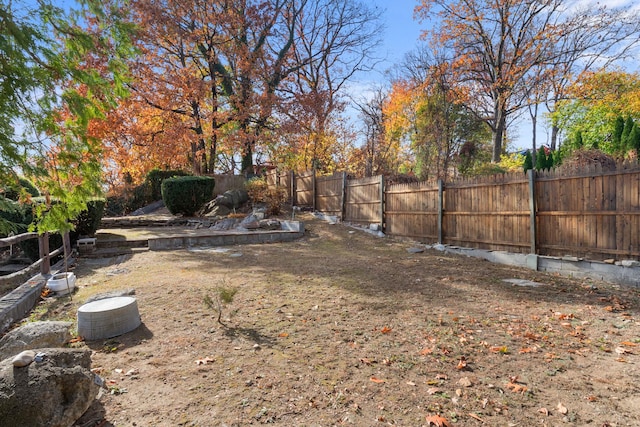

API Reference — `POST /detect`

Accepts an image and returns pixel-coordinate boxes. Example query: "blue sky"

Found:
[371,0,424,72]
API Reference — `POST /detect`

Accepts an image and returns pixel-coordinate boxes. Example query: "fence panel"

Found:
[443,174,530,252]
[316,173,345,219]
[265,170,293,201]
[385,181,439,241]
[208,175,246,195]
[295,171,315,207]
[344,176,383,224]
[536,165,640,260]
[281,161,640,261]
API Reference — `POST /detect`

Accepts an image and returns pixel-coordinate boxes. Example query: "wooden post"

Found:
[528,169,537,254]
[39,232,50,276]
[312,168,317,212]
[290,170,296,208]
[379,175,385,230]
[437,179,444,244]
[63,231,72,259]
[341,171,347,221]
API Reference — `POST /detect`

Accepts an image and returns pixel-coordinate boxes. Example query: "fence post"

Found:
[437,179,444,244]
[39,232,50,276]
[379,175,385,230]
[312,168,317,212]
[528,169,537,254]
[290,170,296,208]
[341,171,347,221]
[63,231,72,259]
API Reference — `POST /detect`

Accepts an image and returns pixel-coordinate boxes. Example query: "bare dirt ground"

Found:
[31,213,640,426]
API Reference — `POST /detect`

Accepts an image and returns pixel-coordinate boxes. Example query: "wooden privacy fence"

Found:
[274,163,640,261]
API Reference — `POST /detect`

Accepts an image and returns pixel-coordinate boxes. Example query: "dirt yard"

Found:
[31,213,640,426]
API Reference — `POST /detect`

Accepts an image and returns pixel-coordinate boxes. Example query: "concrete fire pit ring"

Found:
[77,296,141,340]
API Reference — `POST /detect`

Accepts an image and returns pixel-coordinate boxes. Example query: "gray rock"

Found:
[407,247,424,253]
[211,218,239,231]
[204,205,232,218]
[259,219,281,230]
[0,348,99,427]
[0,321,72,361]
[12,350,35,367]
[621,260,640,268]
[240,214,260,229]
[130,200,165,216]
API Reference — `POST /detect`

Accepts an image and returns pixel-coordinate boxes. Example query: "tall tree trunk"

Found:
[492,110,506,163]
[530,102,538,165]
[191,100,206,175]
[550,124,559,151]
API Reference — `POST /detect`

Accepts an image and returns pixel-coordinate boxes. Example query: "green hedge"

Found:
[71,199,106,238]
[161,176,215,217]
[146,169,190,201]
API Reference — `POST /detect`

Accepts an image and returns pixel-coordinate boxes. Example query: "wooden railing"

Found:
[0,231,71,281]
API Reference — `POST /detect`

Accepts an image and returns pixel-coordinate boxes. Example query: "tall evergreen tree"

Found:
[613,115,625,150]
[621,116,635,149]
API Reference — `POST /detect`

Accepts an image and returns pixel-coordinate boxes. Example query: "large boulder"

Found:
[0,321,72,361]
[0,348,99,427]
[200,189,249,217]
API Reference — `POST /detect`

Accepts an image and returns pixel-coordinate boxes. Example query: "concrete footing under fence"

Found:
[312,211,640,287]
[430,244,640,288]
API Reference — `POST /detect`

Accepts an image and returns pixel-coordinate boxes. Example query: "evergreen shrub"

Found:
[161,176,215,216]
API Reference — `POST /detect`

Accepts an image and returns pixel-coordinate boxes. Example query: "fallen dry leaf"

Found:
[406,381,416,386]
[620,341,638,347]
[506,378,528,394]
[467,412,485,423]
[359,357,375,365]
[370,377,386,383]
[456,356,467,370]
[278,332,289,338]
[458,376,472,387]
[557,402,568,415]
[419,347,434,355]
[426,387,441,395]
[435,373,448,380]
[425,414,452,427]
[538,407,549,416]
[380,326,392,334]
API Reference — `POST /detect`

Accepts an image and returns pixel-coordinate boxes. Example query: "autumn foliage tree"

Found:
[97,0,382,186]
[274,0,382,173]
[416,0,565,163]
[552,70,640,156]
[385,47,489,180]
